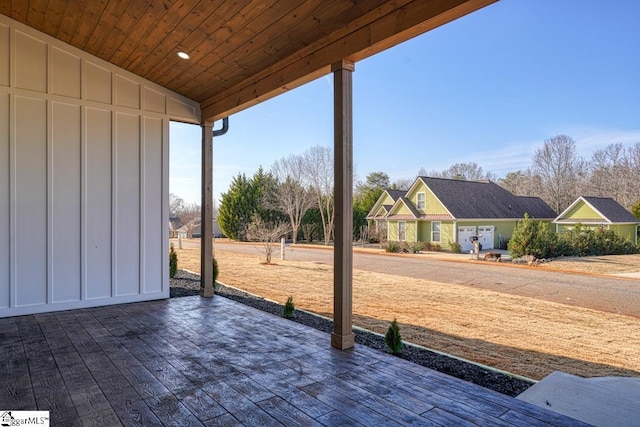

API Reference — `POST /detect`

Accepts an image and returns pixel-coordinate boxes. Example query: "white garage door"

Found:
[457,226,477,252]
[478,226,494,250]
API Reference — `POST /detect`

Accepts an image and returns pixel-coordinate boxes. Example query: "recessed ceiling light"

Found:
[177,51,190,60]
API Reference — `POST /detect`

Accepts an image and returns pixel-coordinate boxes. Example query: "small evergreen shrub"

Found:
[508,213,557,258]
[409,242,423,254]
[384,318,403,355]
[509,215,639,258]
[283,296,295,318]
[385,242,401,253]
[169,243,178,278]
[213,257,219,283]
[449,241,461,254]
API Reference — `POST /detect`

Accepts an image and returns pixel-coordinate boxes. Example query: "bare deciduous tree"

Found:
[532,135,583,213]
[301,223,316,243]
[169,193,184,218]
[419,163,496,181]
[625,142,640,209]
[303,145,334,245]
[589,143,629,205]
[390,178,413,191]
[271,154,315,244]
[246,214,290,264]
[178,203,201,238]
[498,169,543,197]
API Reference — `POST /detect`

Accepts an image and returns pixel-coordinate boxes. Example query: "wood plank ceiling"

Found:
[1,0,497,121]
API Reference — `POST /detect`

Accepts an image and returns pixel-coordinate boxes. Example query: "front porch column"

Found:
[331,59,355,350]
[200,121,214,297]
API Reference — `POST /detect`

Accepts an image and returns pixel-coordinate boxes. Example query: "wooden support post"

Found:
[200,121,214,297]
[331,60,355,350]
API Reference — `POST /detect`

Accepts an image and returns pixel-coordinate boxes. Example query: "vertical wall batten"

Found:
[161,119,169,294]
[0,93,9,308]
[143,117,164,294]
[0,13,199,317]
[80,103,86,301]
[8,92,15,310]
[115,112,141,297]
[139,114,145,295]
[51,102,81,303]
[110,70,117,299]
[46,97,52,305]
[0,24,10,86]
[85,107,113,300]
[15,96,47,307]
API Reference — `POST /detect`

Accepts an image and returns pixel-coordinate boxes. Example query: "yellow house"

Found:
[368,177,557,252]
[553,197,639,244]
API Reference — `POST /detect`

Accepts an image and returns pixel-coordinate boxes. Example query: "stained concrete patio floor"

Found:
[0,295,590,426]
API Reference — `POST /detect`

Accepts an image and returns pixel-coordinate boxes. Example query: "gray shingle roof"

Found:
[418,177,557,219]
[398,196,422,218]
[387,190,406,202]
[582,197,639,223]
[366,189,410,219]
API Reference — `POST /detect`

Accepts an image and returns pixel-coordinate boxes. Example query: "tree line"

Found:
[211,135,640,244]
[498,135,640,214]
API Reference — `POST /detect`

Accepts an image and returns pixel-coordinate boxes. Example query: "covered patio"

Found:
[0,295,588,426]
[0,1,593,425]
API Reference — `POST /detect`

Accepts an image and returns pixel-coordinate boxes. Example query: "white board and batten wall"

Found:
[0,15,201,317]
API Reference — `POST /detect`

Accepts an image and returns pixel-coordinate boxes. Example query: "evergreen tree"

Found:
[353,187,384,240]
[353,172,389,240]
[218,168,286,241]
[218,173,255,241]
[251,167,282,223]
[632,200,640,221]
[384,318,403,355]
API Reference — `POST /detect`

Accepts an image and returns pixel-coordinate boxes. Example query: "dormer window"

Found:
[417,192,426,210]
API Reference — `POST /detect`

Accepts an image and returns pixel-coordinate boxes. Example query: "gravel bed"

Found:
[170,270,532,397]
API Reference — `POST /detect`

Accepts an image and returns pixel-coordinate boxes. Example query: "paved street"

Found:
[174,239,640,318]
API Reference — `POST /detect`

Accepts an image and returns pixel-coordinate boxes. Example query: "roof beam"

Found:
[200,0,496,121]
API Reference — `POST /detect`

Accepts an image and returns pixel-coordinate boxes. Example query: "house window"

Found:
[417,192,426,210]
[398,221,406,241]
[431,221,441,243]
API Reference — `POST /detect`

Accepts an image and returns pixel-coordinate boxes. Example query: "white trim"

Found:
[386,198,417,218]
[0,291,169,318]
[8,92,15,309]
[366,189,402,219]
[455,217,554,222]
[553,196,614,224]
[138,115,144,295]
[80,104,86,301]
[555,220,637,226]
[46,97,52,305]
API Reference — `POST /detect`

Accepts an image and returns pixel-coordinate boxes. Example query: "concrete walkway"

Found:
[518,371,640,426]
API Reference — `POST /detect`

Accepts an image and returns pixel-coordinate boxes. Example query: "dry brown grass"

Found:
[174,246,640,380]
[542,254,640,274]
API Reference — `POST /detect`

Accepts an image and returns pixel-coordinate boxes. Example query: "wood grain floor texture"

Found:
[0,296,589,426]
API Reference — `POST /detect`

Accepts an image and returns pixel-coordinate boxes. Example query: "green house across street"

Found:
[553,196,639,245]
[367,177,557,252]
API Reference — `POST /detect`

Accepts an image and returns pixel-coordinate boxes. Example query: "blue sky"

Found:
[170,0,640,204]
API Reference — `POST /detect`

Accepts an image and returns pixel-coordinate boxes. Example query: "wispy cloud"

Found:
[387,128,640,182]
